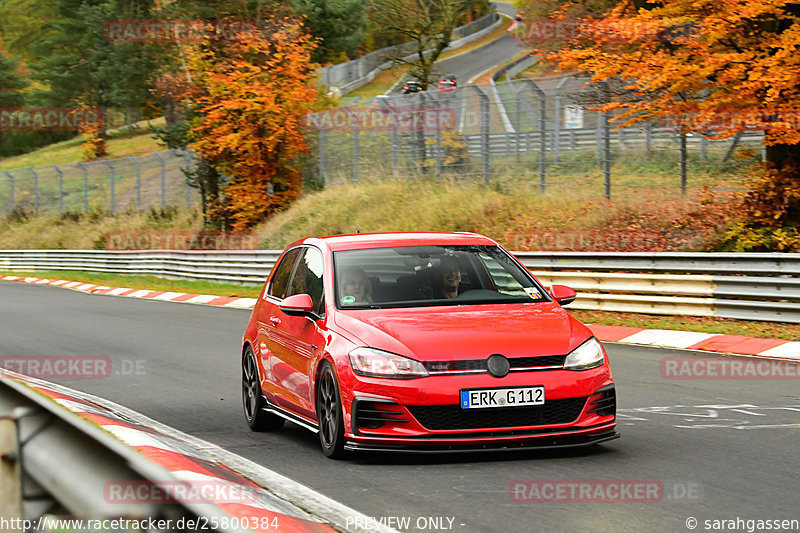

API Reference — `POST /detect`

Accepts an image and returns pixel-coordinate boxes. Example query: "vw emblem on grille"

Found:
[486,354,510,378]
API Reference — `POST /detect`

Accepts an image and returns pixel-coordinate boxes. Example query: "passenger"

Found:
[340,267,372,305]
[432,256,462,299]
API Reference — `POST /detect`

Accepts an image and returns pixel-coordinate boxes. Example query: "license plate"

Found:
[460,386,545,409]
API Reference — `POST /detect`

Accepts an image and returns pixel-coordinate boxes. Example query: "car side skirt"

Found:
[260,394,319,433]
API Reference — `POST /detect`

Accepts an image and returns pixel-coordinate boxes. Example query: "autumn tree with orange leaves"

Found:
[188,17,318,230]
[516,0,800,250]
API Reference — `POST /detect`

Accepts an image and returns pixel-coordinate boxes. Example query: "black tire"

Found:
[242,346,285,431]
[316,361,347,458]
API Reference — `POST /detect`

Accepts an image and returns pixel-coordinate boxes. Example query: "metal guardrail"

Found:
[1,250,799,323]
[0,371,244,532]
[0,250,281,284]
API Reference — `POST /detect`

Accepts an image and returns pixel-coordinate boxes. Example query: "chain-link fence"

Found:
[0,149,201,215]
[302,76,765,198]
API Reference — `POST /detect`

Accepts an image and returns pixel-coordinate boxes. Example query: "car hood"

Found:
[332,303,589,360]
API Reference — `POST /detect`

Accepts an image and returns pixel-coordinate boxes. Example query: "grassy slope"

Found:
[0,208,203,249]
[0,119,165,171]
[253,178,732,251]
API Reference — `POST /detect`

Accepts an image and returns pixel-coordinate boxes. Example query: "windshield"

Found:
[333,245,549,309]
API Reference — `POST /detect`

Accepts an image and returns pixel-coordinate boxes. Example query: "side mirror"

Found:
[550,284,577,306]
[279,293,317,318]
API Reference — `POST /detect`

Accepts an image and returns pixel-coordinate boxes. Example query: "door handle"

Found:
[269,316,281,326]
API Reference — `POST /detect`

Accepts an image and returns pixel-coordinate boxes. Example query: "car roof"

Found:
[292,232,499,252]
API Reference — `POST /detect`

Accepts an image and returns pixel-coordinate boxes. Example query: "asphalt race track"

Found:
[2,282,799,533]
[386,2,526,91]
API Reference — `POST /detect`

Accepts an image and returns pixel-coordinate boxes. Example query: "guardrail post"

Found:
[4,170,13,213]
[700,134,707,161]
[467,84,490,185]
[341,107,360,182]
[127,156,141,210]
[0,416,22,522]
[596,114,603,163]
[319,128,327,186]
[76,162,88,213]
[593,82,612,199]
[554,77,569,164]
[52,165,64,213]
[514,90,522,165]
[153,151,166,207]
[182,150,192,208]
[27,167,39,212]
[305,115,325,187]
[680,132,688,196]
[426,92,442,182]
[603,112,611,199]
[103,161,115,213]
[645,122,653,152]
[513,79,547,192]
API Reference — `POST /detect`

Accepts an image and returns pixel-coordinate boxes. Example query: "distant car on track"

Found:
[437,75,457,92]
[241,232,618,457]
[402,81,424,94]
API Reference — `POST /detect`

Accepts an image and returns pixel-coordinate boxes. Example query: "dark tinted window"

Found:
[288,247,325,315]
[268,248,302,299]
[333,245,548,309]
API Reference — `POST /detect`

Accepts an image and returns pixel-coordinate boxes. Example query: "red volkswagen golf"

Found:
[241,232,617,458]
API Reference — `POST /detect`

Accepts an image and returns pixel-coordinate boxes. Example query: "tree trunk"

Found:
[765,143,800,169]
[164,95,179,130]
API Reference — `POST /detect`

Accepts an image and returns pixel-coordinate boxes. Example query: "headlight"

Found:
[563,337,605,370]
[348,347,429,379]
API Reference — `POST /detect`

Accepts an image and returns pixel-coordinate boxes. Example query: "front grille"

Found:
[407,397,587,431]
[425,355,566,373]
[509,355,566,368]
[587,386,616,417]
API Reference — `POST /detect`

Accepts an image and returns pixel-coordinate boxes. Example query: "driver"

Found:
[432,256,462,299]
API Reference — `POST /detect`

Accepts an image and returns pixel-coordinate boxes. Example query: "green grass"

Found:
[0,270,262,298]
[0,118,166,171]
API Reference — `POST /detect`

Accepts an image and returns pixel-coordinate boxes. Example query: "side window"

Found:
[267,248,302,299]
[288,247,325,316]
